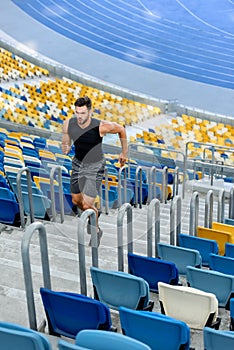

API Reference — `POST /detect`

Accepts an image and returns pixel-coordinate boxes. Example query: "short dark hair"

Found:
[74,96,92,110]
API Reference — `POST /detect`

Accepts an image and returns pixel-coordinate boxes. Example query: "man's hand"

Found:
[62,142,70,155]
[119,153,127,167]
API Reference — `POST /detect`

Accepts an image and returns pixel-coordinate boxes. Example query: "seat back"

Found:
[209,253,234,276]
[0,321,52,350]
[74,329,151,350]
[90,266,152,310]
[158,282,219,330]
[225,218,234,226]
[40,288,112,339]
[186,266,234,308]
[58,339,90,350]
[128,252,179,292]
[212,221,234,235]
[119,306,190,350]
[157,243,202,275]
[0,197,20,224]
[179,234,218,266]
[225,243,234,258]
[197,226,234,255]
[203,327,234,350]
[22,192,51,218]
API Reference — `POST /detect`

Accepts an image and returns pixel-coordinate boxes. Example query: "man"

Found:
[61,96,128,245]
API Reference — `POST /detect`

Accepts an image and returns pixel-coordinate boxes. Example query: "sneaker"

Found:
[89,227,103,247]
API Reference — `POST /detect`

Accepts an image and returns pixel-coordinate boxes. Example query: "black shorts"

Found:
[70,157,105,198]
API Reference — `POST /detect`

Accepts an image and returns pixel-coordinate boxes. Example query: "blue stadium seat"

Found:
[203,327,234,350]
[225,243,234,258]
[179,234,218,266]
[21,192,51,219]
[73,329,151,350]
[0,187,16,200]
[157,242,202,275]
[225,218,234,226]
[128,252,179,292]
[0,321,52,350]
[0,197,20,225]
[119,306,190,350]
[209,253,234,276]
[186,266,234,309]
[230,298,234,331]
[90,266,154,311]
[40,288,113,339]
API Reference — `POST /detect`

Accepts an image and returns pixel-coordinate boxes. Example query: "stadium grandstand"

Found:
[0,1,234,349]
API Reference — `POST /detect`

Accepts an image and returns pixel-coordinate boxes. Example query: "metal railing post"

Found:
[204,190,213,228]
[229,187,234,219]
[17,167,34,228]
[50,166,65,223]
[117,203,133,272]
[118,165,128,207]
[21,222,51,330]
[170,195,182,246]
[146,198,160,258]
[134,166,143,208]
[78,209,98,296]
[217,189,225,223]
[162,166,168,204]
[189,191,199,236]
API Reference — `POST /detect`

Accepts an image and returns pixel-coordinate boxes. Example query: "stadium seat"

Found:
[225,243,234,258]
[158,282,220,330]
[90,266,154,311]
[225,218,234,226]
[186,266,234,309]
[40,288,113,339]
[197,226,234,255]
[0,321,52,350]
[127,252,179,292]
[209,253,234,276]
[21,192,51,219]
[179,234,218,266]
[119,306,190,350]
[230,298,234,330]
[203,327,234,350]
[0,187,16,200]
[212,221,234,235]
[0,197,20,225]
[72,329,151,350]
[157,242,202,275]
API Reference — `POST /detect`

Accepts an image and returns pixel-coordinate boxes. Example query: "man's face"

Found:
[75,105,91,125]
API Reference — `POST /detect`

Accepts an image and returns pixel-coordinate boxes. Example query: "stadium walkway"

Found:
[0,0,234,118]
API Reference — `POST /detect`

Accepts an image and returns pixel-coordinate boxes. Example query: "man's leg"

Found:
[71,192,99,228]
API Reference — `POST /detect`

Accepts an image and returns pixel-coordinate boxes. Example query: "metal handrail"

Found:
[189,191,199,236]
[17,167,34,228]
[204,190,213,228]
[170,195,182,246]
[78,209,98,296]
[117,203,133,272]
[50,165,65,223]
[217,189,225,223]
[21,222,51,330]
[147,198,160,258]
[134,166,143,208]
[118,165,128,207]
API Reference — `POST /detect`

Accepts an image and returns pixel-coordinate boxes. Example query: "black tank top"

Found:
[68,117,103,163]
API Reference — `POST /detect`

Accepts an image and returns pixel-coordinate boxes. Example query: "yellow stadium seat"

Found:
[197,226,234,255]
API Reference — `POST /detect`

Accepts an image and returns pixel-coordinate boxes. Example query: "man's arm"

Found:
[61,119,72,155]
[100,121,128,166]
